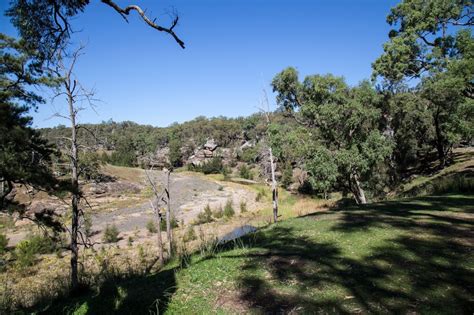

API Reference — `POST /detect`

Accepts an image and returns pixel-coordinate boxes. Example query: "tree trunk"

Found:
[433,110,446,168]
[269,148,278,223]
[351,173,367,205]
[165,170,173,255]
[68,92,80,291]
[150,200,164,264]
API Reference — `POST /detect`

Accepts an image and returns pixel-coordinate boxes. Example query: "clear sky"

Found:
[1,0,399,128]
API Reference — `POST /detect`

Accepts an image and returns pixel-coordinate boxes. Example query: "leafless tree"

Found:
[51,44,97,290]
[258,89,279,223]
[144,167,173,263]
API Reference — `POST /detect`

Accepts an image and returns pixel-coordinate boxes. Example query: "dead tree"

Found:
[149,200,164,264]
[164,168,174,254]
[145,167,173,262]
[51,45,97,291]
[259,89,279,223]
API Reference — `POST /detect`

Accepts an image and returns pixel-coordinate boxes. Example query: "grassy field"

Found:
[39,193,473,314]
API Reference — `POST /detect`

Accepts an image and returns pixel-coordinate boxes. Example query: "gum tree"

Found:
[272,68,392,204]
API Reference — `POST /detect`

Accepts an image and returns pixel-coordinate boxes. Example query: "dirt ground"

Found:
[5,168,264,247]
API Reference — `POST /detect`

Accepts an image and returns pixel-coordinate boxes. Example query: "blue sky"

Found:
[1,0,399,128]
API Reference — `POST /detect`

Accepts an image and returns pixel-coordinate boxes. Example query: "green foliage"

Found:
[168,135,183,168]
[255,188,267,202]
[213,205,224,219]
[281,163,293,189]
[195,204,213,225]
[183,226,197,242]
[191,157,224,175]
[146,220,158,234]
[160,216,179,231]
[110,137,136,167]
[238,146,259,163]
[0,34,58,209]
[272,69,393,203]
[238,164,253,180]
[14,234,56,268]
[221,166,231,180]
[223,199,235,218]
[0,234,8,255]
[79,151,102,181]
[240,200,247,213]
[372,0,473,83]
[103,224,120,243]
[83,213,93,238]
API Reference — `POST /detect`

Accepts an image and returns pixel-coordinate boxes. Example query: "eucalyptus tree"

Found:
[272,68,392,204]
[373,0,473,166]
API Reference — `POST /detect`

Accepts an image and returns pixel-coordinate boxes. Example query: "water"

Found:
[219,225,257,244]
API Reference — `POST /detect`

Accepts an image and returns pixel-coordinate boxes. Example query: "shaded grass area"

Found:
[399,149,474,197]
[31,194,474,314]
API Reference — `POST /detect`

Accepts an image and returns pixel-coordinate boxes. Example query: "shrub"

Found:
[14,234,55,268]
[239,147,258,163]
[213,205,224,219]
[160,216,179,231]
[255,188,267,202]
[224,199,235,218]
[0,234,8,255]
[196,204,213,224]
[103,224,120,243]
[239,164,253,180]
[79,151,102,181]
[83,213,93,238]
[183,226,197,242]
[221,166,231,180]
[146,220,158,233]
[281,163,293,188]
[14,240,37,268]
[201,157,224,174]
[240,200,247,213]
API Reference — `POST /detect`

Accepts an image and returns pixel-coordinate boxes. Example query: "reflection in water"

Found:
[219,225,257,243]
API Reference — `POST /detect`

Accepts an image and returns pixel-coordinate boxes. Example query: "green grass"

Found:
[398,149,474,197]
[31,194,474,314]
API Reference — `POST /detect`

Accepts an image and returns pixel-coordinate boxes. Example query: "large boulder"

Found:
[204,138,218,151]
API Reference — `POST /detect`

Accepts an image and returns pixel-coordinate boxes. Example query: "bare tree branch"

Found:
[101,0,185,49]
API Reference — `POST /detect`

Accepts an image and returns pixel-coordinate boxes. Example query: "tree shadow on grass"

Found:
[35,267,177,315]
[220,194,474,314]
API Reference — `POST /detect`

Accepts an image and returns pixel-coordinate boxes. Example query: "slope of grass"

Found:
[398,148,474,197]
[38,193,473,314]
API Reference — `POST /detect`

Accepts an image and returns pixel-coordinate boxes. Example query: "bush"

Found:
[221,166,231,180]
[239,147,258,163]
[195,204,213,224]
[281,163,293,188]
[79,151,102,181]
[213,205,224,219]
[224,199,235,218]
[0,234,8,255]
[201,157,224,174]
[255,188,267,202]
[239,164,253,180]
[14,234,55,268]
[83,214,93,238]
[146,220,158,234]
[103,224,120,243]
[240,200,247,213]
[160,216,179,231]
[183,226,197,242]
